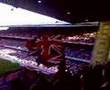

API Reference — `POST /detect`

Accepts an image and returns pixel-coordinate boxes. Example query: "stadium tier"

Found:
[0,25,99,90]
[0,27,97,75]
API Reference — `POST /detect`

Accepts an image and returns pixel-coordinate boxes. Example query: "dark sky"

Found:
[0,0,110,23]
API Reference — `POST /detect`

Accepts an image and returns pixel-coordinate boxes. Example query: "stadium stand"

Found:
[0,27,98,90]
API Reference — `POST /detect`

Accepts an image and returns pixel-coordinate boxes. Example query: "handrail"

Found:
[65,56,91,63]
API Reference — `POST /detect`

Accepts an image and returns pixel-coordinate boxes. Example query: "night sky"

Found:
[0,0,110,23]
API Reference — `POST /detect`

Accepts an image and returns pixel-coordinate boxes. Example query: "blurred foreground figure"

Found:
[83,21,110,90]
[92,21,110,65]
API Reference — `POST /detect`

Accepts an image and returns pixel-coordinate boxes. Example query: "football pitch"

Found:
[0,58,20,75]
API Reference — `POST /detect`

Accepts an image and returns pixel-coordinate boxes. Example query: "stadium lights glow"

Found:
[0,27,9,30]
[37,0,42,3]
[0,2,71,27]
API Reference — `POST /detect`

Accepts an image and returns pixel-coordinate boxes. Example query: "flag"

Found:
[36,34,64,66]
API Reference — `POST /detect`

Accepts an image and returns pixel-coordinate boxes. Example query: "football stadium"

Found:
[0,1,110,90]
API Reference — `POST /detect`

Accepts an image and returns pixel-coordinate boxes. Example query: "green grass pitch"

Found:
[0,59,20,75]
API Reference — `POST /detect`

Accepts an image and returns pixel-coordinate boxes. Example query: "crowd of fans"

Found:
[0,31,96,44]
[0,31,95,75]
[2,26,110,90]
[65,46,92,60]
[3,30,110,90]
[63,32,96,43]
[0,31,37,39]
[66,59,88,74]
[0,39,26,48]
[0,46,90,75]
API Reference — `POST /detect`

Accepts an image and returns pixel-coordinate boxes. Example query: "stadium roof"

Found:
[1,0,110,23]
[0,3,71,27]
